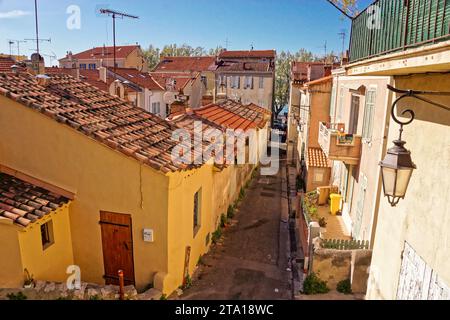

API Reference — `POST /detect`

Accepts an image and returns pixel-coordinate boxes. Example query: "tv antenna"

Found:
[8,39,27,57]
[8,41,14,57]
[225,38,231,50]
[338,29,347,62]
[99,9,139,75]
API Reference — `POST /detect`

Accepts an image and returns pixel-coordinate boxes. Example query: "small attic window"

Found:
[41,220,55,250]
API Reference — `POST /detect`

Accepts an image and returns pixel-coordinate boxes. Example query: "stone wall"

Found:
[311,241,372,294]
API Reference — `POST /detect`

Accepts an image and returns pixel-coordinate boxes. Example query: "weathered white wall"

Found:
[367,73,450,300]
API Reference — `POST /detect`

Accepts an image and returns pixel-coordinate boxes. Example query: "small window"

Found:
[166,104,170,117]
[362,89,377,142]
[88,63,96,70]
[259,77,264,89]
[193,189,202,236]
[41,221,54,250]
[151,102,161,115]
[79,64,87,70]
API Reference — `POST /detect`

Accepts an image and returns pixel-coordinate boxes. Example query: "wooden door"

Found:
[100,212,135,286]
[349,95,360,135]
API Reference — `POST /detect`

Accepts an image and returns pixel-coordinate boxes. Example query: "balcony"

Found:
[349,0,450,63]
[318,122,362,165]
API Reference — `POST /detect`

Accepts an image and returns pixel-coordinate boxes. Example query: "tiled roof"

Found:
[247,103,272,116]
[194,100,268,131]
[0,57,25,73]
[0,72,202,173]
[110,68,164,91]
[217,100,268,129]
[63,45,139,60]
[215,61,273,73]
[0,173,69,227]
[305,75,333,86]
[154,56,215,72]
[307,148,330,168]
[45,67,111,92]
[150,72,198,91]
[219,50,276,59]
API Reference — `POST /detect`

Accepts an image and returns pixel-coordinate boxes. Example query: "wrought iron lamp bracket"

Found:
[387,85,450,139]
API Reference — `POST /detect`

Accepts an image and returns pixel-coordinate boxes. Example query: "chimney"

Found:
[99,66,107,83]
[10,65,20,75]
[36,74,51,87]
[71,68,80,80]
[28,53,45,75]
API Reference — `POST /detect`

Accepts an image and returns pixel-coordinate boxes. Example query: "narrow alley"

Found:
[179,155,292,300]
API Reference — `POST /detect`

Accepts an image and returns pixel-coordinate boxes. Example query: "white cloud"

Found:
[0,10,31,19]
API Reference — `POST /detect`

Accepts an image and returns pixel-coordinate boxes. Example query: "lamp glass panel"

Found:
[394,168,413,197]
[381,167,397,196]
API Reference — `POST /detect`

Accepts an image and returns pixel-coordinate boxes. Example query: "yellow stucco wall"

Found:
[0,96,169,292]
[0,95,256,294]
[0,221,23,288]
[366,73,450,299]
[18,205,74,284]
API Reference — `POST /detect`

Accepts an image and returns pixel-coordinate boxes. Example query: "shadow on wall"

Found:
[395,74,450,127]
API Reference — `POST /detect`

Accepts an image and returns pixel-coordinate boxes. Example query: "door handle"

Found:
[123,242,129,250]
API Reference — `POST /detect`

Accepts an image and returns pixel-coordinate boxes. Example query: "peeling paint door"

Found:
[100,212,135,286]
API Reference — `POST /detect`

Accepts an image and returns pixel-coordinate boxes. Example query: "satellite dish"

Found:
[163,91,176,104]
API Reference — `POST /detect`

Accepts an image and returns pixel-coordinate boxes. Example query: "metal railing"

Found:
[349,0,450,63]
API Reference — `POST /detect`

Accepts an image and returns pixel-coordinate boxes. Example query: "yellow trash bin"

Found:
[330,194,342,216]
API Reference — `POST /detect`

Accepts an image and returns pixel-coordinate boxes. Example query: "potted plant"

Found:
[23,269,35,289]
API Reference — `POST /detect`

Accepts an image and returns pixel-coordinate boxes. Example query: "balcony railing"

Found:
[349,0,450,63]
[318,122,362,165]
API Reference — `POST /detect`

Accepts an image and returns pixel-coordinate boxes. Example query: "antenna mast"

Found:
[338,29,347,63]
[99,9,139,76]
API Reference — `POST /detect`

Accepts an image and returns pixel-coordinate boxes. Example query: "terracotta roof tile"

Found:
[154,56,215,72]
[0,57,26,73]
[307,148,330,168]
[63,45,139,60]
[193,100,268,131]
[219,50,276,59]
[215,61,273,73]
[0,173,69,227]
[109,68,164,91]
[0,72,203,173]
[149,72,198,91]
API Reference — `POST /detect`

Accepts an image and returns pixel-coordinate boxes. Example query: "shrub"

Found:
[337,279,352,294]
[89,295,102,300]
[182,275,193,290]
[319,217,327,228]
[303,273,330,295]
[160,294,167,300]
[197,255,205,266]
[7,292,27,300]
[227,205,235,219]
[212,228,222,244]
[220,214,228,228]
[238,188,245,202]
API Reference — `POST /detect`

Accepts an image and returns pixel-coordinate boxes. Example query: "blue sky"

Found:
[0,0,373,64]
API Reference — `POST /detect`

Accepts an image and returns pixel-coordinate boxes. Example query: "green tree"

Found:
[208,46,225,56]
[273,49,316,117]
[142,45,161,71]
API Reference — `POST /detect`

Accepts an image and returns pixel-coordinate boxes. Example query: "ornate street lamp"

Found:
[381,85,450,206]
